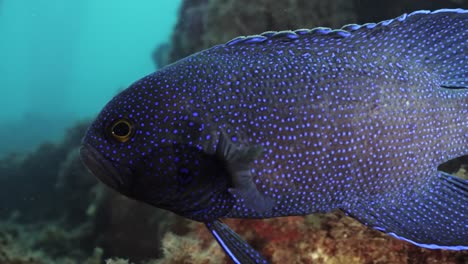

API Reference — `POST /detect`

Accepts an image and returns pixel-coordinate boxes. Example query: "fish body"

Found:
[81,9,468,263]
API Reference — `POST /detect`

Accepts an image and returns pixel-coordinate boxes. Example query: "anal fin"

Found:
[344,171,468,250]
[205,219,269,264]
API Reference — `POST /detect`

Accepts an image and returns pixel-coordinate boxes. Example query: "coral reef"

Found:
[153,213,468,264]
[0,220,103,264]
[154,230,225,264]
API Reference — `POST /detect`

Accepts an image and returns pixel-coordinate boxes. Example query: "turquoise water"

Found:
[0,0,180,155]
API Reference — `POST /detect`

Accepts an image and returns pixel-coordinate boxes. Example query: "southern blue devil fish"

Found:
[80,9,468,263]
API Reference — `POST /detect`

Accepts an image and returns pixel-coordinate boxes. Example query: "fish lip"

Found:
[79,144,130,191]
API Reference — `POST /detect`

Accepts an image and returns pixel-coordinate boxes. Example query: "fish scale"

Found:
[81,9,468,263]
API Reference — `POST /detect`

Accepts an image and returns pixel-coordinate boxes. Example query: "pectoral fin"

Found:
[217,132,275,214]
[205,219,269,264]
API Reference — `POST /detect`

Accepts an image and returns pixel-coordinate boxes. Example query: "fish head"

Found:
[79,74,234,221]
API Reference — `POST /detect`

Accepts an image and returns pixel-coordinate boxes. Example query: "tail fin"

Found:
[345,171,468,250]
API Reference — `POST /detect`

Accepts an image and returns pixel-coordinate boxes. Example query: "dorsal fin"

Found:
[225,9,467,47]
[224,8,467,88]
[344,171,468,250]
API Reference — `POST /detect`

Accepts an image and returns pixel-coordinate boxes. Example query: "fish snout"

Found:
[79,144,131,192]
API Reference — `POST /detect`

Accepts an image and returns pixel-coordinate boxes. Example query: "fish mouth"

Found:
[79,144,131,192]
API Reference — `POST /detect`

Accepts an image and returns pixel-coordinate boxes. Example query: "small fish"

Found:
[80,9,468,263]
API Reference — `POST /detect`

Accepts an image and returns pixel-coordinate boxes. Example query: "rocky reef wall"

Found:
[154,0,467,68]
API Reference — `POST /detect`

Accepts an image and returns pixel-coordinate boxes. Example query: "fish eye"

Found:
[110,119,133,143]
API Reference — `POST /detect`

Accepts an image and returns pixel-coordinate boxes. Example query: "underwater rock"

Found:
[354,0,468,23]
[93,191,188,262]
[158,0,208,66]
[0,120,91,222]
[55,147,100,225]
[159,0,356,66]
[152,42,171,69]
[155,0,468,68]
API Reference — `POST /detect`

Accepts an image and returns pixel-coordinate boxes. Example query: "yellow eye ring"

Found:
[110,119,133,143]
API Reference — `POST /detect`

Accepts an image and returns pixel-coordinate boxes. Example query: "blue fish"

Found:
[80,9,468,263]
